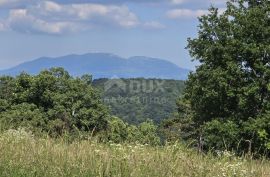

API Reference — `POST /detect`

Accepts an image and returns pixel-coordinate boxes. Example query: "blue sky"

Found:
[0,0,226,70]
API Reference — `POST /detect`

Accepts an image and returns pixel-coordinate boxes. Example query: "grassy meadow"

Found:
[0,129,269,177]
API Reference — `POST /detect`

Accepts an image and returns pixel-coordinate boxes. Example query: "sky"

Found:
[0,0,227,70]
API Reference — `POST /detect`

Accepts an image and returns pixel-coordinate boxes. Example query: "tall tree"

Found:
[181,0,270,153]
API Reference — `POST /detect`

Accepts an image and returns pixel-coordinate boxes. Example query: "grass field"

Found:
[0,129,269,177]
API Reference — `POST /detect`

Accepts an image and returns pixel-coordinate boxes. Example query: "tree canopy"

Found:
[0,68,162,145]
[178,0,270,154]
[0,68,109,136]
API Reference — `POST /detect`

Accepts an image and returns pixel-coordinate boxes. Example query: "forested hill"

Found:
[92,78,185,124]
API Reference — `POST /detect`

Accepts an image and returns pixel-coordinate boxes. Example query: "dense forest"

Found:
[92,78,185,124]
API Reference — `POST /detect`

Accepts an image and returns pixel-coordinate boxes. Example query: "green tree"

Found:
[180,0,270,153]
[0,68,109,136]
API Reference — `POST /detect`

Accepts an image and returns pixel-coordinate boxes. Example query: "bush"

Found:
[105,117,160,145]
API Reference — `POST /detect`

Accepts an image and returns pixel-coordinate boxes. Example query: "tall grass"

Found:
[0,128,269,177]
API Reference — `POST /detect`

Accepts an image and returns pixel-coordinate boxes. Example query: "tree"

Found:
[181,0,270,153]
[0,68,109,136]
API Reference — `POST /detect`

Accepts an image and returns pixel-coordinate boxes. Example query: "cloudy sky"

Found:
[0,0,226,70]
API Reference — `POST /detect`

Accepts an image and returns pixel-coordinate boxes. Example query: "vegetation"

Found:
[0,68,109,137]
[105,117,160,145]
[0,68,162,145]
[0,0,270,175]
[173,0,270,155]
[93,78,185,124]
[0,128,270,177]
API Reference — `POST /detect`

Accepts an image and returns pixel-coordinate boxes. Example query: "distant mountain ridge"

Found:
[0,53,190,80]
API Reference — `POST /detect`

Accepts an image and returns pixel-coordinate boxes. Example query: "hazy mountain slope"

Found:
[0,53,190,80]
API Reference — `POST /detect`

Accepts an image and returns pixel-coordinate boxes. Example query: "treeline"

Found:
[0,68,160,145]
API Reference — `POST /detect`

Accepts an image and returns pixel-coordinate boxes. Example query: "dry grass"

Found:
[0,128,269,177]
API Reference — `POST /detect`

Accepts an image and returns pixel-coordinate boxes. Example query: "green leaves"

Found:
[181,0,270,153]
[105,117,161,145]
[0,67,108,136]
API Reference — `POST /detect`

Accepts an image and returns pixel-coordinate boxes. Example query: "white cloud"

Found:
[8,9,82,34]
[1,0,224,34]
[42,1,62,12]
[166,9,208,19]
[31,2,140,28]
[3,1,144,34]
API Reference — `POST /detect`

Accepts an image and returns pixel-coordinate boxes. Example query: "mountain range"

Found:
[0,53,190,80]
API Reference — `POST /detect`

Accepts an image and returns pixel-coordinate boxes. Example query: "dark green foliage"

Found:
[202,120,240,151]
[93,78,185,124]
[0,103,46,134]
[178,0,270,154]
[0,68,109,136]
